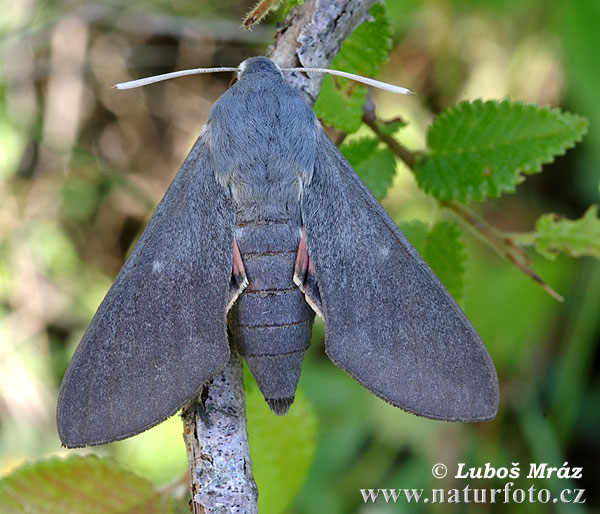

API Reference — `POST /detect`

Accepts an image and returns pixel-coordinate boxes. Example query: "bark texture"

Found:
[182,351,258,513]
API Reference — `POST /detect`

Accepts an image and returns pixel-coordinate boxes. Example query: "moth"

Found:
[57,56,499,448]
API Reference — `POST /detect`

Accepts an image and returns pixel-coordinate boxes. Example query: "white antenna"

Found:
[114,64,412,95]
[281,67,412,95]
[114,67,238,90]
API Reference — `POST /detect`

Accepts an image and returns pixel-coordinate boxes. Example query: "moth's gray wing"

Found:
[301,131,498,421]
[57,134,234,447]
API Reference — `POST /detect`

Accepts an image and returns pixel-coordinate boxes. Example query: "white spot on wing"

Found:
[152,260,163,272]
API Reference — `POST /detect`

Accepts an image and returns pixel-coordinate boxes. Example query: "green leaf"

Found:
[425,222,467,303]
[0,456,173,514]
[246,367,317,514]
[399,220,467,303]
[534,205,600,260]
[415,100,589,202]
[314,79,368,133]
[340,138,397,200]
[330,3,393,78]
[398,220,428,251]
[314,3,393,133]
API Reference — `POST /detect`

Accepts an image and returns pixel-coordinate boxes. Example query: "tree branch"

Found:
[182,1,380,512]
[182,350,258,513]
[441,200,564,302]
[268,0,378,106]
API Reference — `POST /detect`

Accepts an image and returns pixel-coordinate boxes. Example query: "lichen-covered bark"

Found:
[268,0,377,106]
[182,350,258,514]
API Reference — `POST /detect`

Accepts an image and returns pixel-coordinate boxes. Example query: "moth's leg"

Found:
[293,227,323,317]
[227,238,248,310]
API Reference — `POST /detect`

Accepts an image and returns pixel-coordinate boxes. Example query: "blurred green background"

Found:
[0,0,598,512]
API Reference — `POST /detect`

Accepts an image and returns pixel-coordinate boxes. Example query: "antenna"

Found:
[114,63,412,95]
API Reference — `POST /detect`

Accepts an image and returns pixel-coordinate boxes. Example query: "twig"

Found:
[442,201,564,302]
[362,105,417,169]
[440,201,533,267]
[268,0,378,106]
[182,350,258,513]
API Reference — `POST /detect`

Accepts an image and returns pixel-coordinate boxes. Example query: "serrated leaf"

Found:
[314,3,393,133]
[425,222,467,303]
[415,100,589,202]
[340,138,397,200]
[331,3,393,77]
[0,456,172,514]
[534,205,600,260]
[246,367,317,514]
[314,79,368,133]
[399,220,467,303]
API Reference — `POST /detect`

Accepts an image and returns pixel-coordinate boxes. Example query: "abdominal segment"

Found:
[227,216,314,415]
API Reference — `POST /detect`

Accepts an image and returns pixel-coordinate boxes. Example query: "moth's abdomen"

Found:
[228,216,314,414]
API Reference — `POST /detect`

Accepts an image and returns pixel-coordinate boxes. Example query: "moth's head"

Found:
[237,57,283,81]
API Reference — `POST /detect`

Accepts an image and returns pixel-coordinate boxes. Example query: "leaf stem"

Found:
[441,201,533,266]
[442,201,564,302]
[504,231,538,246]
[362,107,417,169]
